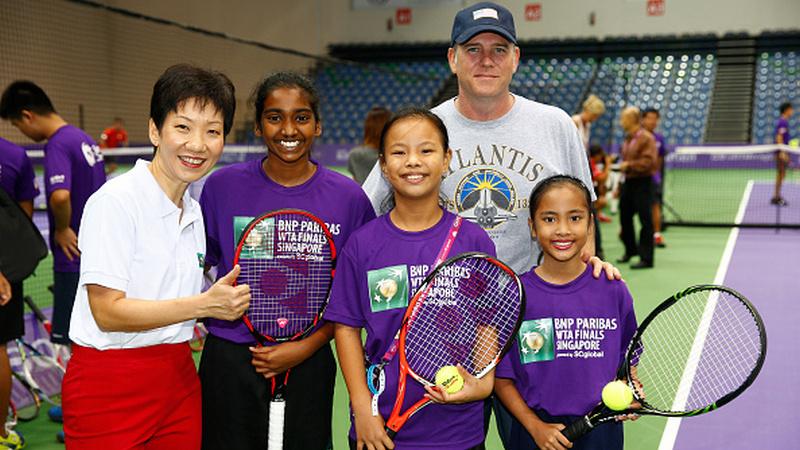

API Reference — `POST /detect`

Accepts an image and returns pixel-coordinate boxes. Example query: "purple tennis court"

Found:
[667,183,800,449]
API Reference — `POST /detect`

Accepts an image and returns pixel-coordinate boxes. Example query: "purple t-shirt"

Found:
[44,125,106,272]
[652,131,667,185]
[323,211,496,449]
[496,266,637,416]
[775,117,791,144]
[200,158,375,343]
[0,137,39,202]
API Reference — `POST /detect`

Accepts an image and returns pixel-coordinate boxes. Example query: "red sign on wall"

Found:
[647,0,665,16]
[396,7,412,25]
[525,3,542,21]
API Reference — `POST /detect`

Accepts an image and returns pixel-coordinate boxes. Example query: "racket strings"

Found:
[404,257,522,383]
[23,357,64,397]
[238,213,333,339]
[632,289,763,412]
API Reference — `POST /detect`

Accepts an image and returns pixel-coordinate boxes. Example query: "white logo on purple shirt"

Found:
[81,142,103,167]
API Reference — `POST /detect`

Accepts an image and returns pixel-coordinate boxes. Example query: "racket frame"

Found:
[10,371,41,422]
[233,209,337,345]
[16,339,65,407]
[231,209,337,450]
[563,284,767,441]
[384,252,525,438]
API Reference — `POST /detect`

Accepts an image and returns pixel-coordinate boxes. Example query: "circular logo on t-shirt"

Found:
[454,169,517,230]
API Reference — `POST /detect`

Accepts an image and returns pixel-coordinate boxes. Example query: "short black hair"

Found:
[378,107,449,159]
[150,64,236,136]
[528,175,593,220]
[0,80,56,120]
[780,102,793,114]
[252,72,320,130]
[642,107,660,118]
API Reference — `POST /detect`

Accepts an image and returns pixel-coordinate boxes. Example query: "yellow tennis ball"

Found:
[435,365,464,394]
[602,380,633,411]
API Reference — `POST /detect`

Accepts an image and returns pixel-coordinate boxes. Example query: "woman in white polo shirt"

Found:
[61,64,251,450]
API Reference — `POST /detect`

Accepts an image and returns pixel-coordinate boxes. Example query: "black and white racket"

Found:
[562,284,767,442]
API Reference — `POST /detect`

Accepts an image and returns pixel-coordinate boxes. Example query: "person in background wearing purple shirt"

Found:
[641,108,667,248]
[199,72,375,450]
[0,81,106,345]
[495,176,638,450]
[772,102,793,206]
[325,108,496,450]
[0,136,39,450]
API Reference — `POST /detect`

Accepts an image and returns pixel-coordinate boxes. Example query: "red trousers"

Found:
[63,343,201,450]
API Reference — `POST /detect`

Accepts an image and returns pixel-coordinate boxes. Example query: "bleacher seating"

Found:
[315,61,451,144]
[752,51,799,143]
[591,54,717,149]
[314,52,717,148]
[510,57,595,114]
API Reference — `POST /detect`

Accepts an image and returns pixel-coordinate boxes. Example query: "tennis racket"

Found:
[233,209,336,450]
[10,372,40,422]
[562,284,767,442]
[384,252,525,439]
[23,295,71,366]
[14,338,65,407]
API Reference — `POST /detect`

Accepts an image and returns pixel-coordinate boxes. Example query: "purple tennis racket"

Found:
[384,252,525,438]
[233,209,335,450]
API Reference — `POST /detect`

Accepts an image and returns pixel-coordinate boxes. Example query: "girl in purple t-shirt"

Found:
[494,175,638,450]
[199,72,375,450]
[325,109,497,450]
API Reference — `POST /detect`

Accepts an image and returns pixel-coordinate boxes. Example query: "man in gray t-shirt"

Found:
[364,94,593,273]
[362,3,598,275]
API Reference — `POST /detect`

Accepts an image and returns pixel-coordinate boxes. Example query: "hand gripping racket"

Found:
[233,209,336,450]
[562,284,767,442]
[384,252,525,439]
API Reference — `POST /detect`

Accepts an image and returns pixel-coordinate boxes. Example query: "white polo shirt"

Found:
[69,160,205,349]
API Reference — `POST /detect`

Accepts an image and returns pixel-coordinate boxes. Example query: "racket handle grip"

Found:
[385,426,397,440]
[267,401,285,450]
[561,416,593,443]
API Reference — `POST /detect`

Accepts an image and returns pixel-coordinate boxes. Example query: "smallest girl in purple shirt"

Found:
[494,175,639,450]
[324,108,497,450]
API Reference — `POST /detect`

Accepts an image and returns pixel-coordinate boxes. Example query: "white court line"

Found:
[25,144,266,159]
[675,144,794,155]
[657,180,753,450]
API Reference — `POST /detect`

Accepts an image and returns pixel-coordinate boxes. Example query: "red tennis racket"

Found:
[233,209,336,450]
[384,252,525,439]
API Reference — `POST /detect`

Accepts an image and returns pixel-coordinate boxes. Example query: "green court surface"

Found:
[16,166,734,449]
[664,168,771,224]
[665,165,800,226]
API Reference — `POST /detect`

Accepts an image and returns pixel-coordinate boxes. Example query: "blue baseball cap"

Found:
[451,2,517,47]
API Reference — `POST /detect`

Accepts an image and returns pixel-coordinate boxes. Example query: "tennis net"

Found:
[663,144,800,228]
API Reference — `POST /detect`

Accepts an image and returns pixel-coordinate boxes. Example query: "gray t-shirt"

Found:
[347,145,379,185]
[361,94,594,273]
